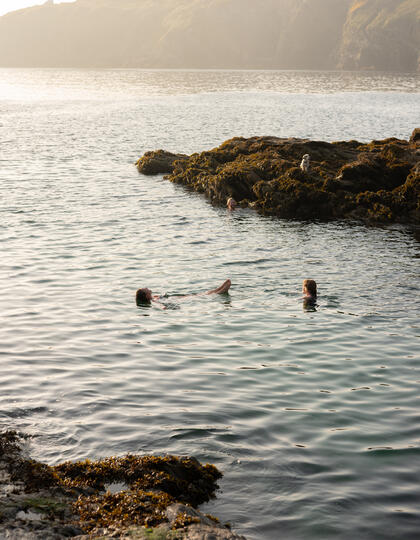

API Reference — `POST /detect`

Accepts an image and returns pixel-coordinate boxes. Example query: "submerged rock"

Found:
[137,130,420,224]
[0,431,245,539]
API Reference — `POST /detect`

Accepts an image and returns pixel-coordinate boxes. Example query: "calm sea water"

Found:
[1,69,419,540]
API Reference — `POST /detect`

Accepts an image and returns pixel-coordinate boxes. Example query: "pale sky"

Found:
[0,0,75,16]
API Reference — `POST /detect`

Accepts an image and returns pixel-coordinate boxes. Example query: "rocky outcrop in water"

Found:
[136,129,420,225]
[136,150,188,175]
[0,431,246,539]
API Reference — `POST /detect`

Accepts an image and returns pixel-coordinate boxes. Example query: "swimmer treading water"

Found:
[302,278,318,311]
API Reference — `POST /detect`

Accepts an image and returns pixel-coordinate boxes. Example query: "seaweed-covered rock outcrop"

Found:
[136,130,420,224]
[0,431,246,539]
[136,150,188,175]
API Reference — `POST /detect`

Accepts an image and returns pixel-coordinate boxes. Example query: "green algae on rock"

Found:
[0,431,245,539]
[136,130,420,225]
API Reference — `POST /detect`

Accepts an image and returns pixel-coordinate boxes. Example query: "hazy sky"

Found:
[0,0,75,16]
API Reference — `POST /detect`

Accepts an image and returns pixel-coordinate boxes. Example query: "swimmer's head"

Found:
[227,197,237,210]
[303,279,317,297]
[136,287,152,305]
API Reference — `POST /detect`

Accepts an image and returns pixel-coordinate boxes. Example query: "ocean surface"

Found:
[1,69,419,540]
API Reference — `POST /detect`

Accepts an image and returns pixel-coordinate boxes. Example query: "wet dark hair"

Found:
[303,279,317,297]
[136,288,150,305]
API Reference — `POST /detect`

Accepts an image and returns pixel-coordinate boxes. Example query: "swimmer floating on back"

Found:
[136,279,231,307]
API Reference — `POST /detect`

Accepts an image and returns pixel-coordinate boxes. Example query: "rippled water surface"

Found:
[1,69,419,539]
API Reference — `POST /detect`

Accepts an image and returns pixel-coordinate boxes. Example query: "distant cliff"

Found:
[338,0,420,71]
[0,0,418,71]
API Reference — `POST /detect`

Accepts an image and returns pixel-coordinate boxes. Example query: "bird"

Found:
[300,154,310,172]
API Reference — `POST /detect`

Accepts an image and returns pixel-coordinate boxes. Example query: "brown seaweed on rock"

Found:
[53,454,221,507]
[136,150,188,175]
[0,431,239,538]
[136,130,420,225]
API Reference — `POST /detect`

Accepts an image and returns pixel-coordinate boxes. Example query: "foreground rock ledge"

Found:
[0,431,246,540]
[136,129,420,224]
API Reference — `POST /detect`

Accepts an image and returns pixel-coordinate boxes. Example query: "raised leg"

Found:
[206,279,231,295]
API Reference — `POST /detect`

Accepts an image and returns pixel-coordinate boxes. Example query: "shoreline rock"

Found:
[136,150,188,176]
[136,130,420,225]
[0,431,246,539]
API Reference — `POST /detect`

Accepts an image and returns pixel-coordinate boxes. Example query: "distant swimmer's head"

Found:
[227,197,237,210]
[136,287,152,305]
[302,279,317,298]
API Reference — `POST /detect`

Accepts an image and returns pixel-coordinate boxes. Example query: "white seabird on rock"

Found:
[300,154,310,172]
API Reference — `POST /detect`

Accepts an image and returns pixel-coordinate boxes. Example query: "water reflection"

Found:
[0,68,419,101]
[303,297,317,312]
